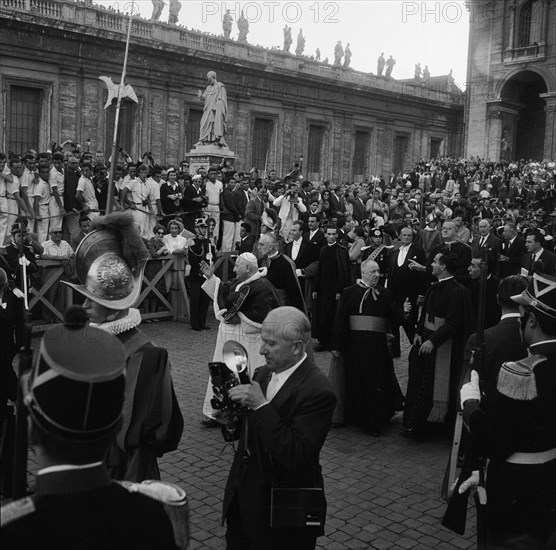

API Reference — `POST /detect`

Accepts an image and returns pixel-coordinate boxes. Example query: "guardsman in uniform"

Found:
[361,227,392,286]
[1,311,189,550]
[187,217,215,331]
[460,272,556,549]
[64,212,184,481]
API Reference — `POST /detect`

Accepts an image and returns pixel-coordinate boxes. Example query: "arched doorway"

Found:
[501,71,547,160]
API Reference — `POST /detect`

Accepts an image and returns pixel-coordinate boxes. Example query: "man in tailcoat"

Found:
[385,226,426,357]
[497,222,527,279]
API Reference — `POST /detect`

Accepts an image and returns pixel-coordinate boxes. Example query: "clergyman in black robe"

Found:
[402,251,473,439]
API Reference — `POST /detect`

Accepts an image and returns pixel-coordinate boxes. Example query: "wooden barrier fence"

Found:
[26,251,238,332]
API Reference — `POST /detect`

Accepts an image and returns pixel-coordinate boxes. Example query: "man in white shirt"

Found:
[76,164,99,221]
[30,166,52,243]
[273,184,307,241]
[205,167,223,238]
[122,164,152,238]
[19,153,36,217]
[48,152,66,232]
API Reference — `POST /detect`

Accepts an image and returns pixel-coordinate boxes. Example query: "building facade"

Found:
[464,0,556,161]
[1,0,464,181]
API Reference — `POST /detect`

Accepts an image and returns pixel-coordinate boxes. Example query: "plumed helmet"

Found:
[64,213,149,310]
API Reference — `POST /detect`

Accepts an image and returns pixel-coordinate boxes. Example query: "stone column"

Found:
[540,93,556,160]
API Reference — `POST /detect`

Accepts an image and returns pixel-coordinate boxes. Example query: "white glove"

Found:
[458,470,479,495]
[12,288,25,299]
[18,256,31,267]
[460,370,481,406]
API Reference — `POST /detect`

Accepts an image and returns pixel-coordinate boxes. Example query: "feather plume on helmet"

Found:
[64,213,150,310]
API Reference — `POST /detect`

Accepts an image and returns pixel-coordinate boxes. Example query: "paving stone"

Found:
[25,321,476,549]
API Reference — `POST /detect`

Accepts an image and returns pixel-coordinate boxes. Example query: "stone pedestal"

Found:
[186,143,237,174]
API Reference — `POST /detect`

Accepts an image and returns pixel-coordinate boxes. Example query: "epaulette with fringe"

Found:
[1,497,36,526]
[496,354,545,400]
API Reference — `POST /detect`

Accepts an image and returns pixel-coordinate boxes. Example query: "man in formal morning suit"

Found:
[386,226,426,357]
[521,230,556,277]
[497,223,527,279]
[1,311,188,550]
[222,307,337,550]
[285,221,319,315]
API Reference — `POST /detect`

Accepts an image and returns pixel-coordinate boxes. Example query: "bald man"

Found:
[200,253,280,421]
[223,307,336,550]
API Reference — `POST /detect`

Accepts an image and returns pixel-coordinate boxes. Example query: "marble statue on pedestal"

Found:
[196,71,228,147]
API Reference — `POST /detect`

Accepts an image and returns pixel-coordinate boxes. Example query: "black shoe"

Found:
[201,419,219,427]
[201,325,211,330]
[191,326,202,332]
[400,426,424,442]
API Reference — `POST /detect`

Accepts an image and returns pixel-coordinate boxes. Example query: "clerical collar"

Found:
[438,276,454,282]
[501,313,520,320]
[327,242,336,247]
[444,240,457,245]
[268,251,280,259]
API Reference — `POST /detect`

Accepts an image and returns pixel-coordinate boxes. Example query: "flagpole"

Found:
[106,1,134,215]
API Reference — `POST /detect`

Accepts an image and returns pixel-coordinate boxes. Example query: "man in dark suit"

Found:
[351,190,367,224]
[508,180,532,208]
[1,316,187,549]
[521,230,556,277]
[304,214,325,249]
[244,187,264,237]
[497,222,527,278]
[470,219,500,272]
[222,307,336,550]
[236,222,255,254]
[328,183,345,217]
[233,178,250,219]
[386,226,426,357]
[461,275,528,389]
[180,174,205,233]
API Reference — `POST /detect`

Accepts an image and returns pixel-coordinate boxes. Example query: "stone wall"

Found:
[1,0,464,179]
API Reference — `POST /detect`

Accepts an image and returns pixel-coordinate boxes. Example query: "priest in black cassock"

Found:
[331,258,408,435]
[312,225,352,352]
[257,231,306,313]
[402,251,473,440]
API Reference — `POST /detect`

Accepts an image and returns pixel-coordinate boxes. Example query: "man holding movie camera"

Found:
[220,306,336,550]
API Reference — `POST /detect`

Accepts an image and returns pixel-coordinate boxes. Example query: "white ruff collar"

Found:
[90,308,142,335]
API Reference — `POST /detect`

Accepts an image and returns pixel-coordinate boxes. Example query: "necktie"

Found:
[266,374,280,400]
[479,237,485,247]
[286,200,293,220]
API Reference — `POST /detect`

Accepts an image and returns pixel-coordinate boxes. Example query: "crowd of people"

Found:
[1,145,556,548]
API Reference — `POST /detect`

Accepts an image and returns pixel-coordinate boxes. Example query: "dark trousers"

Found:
[225,496,317,550]
[188,279,209,329]
[484,459,556,548]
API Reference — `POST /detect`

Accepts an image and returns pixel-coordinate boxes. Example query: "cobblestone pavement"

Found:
[23,316,475,549]
[142,318,476,550]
